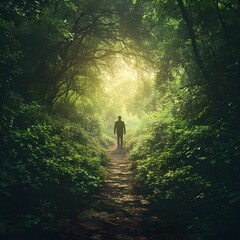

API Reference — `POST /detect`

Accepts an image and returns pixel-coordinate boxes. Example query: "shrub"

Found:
[129,112,240,239]
[0,95,106,236]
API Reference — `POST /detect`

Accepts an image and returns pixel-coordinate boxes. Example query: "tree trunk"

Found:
[177,0,209,83]
[216,0,234,62]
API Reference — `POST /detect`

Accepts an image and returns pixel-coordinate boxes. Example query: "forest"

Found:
[0,0,240,239]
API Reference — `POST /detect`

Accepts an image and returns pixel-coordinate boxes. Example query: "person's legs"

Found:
[117,134,120,147]
[117,133,123,147]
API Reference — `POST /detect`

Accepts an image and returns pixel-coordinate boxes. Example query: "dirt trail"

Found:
[60,145,181,240]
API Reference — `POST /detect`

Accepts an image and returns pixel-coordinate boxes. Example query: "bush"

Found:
[0,95,106,236]
[129,112,240,239]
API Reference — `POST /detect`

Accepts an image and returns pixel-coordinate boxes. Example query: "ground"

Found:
[56,145,185,240]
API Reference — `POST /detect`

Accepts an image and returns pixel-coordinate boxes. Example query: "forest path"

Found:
[59,145,181,240]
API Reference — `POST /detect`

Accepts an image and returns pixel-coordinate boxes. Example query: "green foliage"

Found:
[128,1,240,237]
[0,94,106,235]
[1,0,240,239]
[0,0,133,106]
[130,111,240,239]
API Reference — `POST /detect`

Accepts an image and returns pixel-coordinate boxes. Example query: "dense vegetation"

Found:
[128,0,240,239]
[0,0,114,237]
[0,95,107,235]
[1,0,240,239]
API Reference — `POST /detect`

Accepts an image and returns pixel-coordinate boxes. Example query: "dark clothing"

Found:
[114,120,126,135]
[114,120,126,147]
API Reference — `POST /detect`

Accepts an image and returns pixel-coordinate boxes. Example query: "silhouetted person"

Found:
[114,116,126,147]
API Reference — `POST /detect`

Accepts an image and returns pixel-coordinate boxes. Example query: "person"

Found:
[114,116,126,147]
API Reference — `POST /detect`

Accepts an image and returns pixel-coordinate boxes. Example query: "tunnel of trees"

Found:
[0,0,240,239]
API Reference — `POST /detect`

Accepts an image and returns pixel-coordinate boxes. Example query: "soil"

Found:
[57,145,184,240]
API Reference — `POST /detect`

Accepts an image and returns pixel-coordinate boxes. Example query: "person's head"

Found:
[118,116,121,120]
